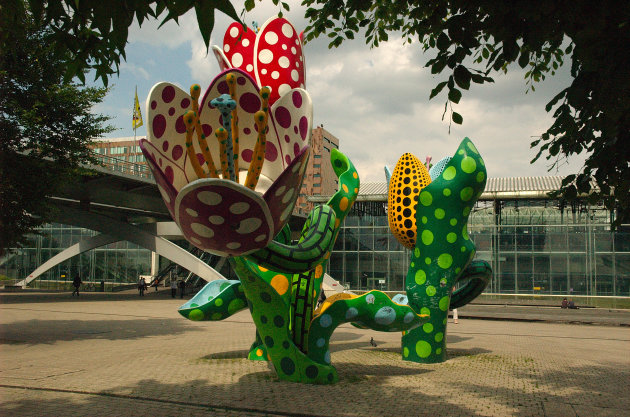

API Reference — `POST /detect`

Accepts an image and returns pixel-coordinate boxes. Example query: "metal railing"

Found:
[92,153,154,180]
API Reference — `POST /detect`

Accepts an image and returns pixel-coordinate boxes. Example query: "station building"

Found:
[2,135,628,297]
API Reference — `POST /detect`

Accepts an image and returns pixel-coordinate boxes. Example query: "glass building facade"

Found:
[2,189,628,297]
[328,199,630,296]
[0,224,153,289]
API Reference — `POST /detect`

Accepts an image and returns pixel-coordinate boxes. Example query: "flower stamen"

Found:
[211,94,238,181]
[245,86,271,190]
[227,74,240,176]
[183,110,208,179]
[190,84,219,178]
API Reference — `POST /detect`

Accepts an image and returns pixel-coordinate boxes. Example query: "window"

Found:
[313,164,321,168]
[314,154,322,158]
[313,173,320,177]
[323,146,330,152]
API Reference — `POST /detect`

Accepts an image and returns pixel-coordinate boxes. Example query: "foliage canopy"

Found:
[302,0,630,224]
[0,0,243,86]
[0,7,114,253]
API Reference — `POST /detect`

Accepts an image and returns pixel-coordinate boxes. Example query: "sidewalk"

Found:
[1,292,629,416]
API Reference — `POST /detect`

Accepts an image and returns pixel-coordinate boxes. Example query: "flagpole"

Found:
[134,86,137,159]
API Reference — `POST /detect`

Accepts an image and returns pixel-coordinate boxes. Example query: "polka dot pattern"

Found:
[400,137,487,365]
[387,153,432,249]
[253,18,306,105]
[177,279,246,321]
[175,179,273,256]
[217,18,305,106]
[222,23,257,80]
[308,290,429,366]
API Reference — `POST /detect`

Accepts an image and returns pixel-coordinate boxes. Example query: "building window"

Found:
[314,154,322,158]
[314,173,320,177]
[313,164,321,168]
[313,183,321,187]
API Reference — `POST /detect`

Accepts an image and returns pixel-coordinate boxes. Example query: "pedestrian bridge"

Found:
[16,154,302,287]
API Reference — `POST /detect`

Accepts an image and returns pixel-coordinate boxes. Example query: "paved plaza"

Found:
[1,291,629,416]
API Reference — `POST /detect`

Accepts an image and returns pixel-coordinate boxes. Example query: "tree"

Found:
[0,8,114,254]
[301,0,630,225]
[0,0,245,86]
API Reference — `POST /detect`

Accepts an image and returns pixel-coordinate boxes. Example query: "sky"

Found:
[95,1,585,183]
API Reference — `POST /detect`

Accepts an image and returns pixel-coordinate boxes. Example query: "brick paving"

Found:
[1,292,628,416]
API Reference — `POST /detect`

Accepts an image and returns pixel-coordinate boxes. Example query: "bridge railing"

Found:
[92,153,154,180]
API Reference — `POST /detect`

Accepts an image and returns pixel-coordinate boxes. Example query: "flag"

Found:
[133,90,143,129]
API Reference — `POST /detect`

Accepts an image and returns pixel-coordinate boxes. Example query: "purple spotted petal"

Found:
[263,146,309,234]
[175,179,273,256]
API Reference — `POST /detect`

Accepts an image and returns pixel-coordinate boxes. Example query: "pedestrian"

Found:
[72,276,82,297]
[153,278,159,292]
[178,279,185,298]
[561,297,568,309]
[138,277,146,296]
[568,300,578,309]
[170,279,177,298]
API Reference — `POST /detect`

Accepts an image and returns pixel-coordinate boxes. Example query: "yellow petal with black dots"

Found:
[388,153,432,249]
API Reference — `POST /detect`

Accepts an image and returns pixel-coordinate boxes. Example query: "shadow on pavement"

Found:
[0,318,201,345]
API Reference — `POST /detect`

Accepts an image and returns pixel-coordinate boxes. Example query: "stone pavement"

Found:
[0,292,629,416]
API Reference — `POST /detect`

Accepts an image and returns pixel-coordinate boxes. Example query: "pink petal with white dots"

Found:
[140,139,179,218]
[175,179,274,256]
[254,17,306,105]
[266,88,312,177]
[222,22,257,81]
[263,146,309,234]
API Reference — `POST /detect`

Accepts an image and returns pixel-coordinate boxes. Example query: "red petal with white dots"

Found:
[222,23,257,81]
[175,179,274,256]
[254,17,306,105]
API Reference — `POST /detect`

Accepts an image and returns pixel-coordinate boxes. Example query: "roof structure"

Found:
[309,176,570,202]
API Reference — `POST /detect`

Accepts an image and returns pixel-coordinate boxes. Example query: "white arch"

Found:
[18,233,119,286]
[20,205,225,287]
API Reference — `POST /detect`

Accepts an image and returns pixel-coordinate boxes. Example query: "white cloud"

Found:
[105,1,584,183]
[119,62,150,80]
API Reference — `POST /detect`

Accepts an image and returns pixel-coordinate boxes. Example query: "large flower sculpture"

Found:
[140,64,312,256]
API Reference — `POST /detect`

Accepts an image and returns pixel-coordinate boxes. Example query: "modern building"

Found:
[310,178,630,297]
[295,126,340,215]
[3,133,628,297]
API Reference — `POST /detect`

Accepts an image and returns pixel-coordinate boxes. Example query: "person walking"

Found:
[178,279,185,298]
[170,279,177,298]
[138,277,147,296]
[72,276,82,297]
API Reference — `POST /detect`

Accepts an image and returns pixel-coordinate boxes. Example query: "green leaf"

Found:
[448,87,462,104]
[518,50,530,68]
[437,32,450,51]
[452,112,463,124]
[429,81,448,99]
[453,65,471,90]
[194,1,215,48]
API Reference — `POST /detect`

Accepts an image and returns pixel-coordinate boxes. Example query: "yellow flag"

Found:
[133,90,143,129]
